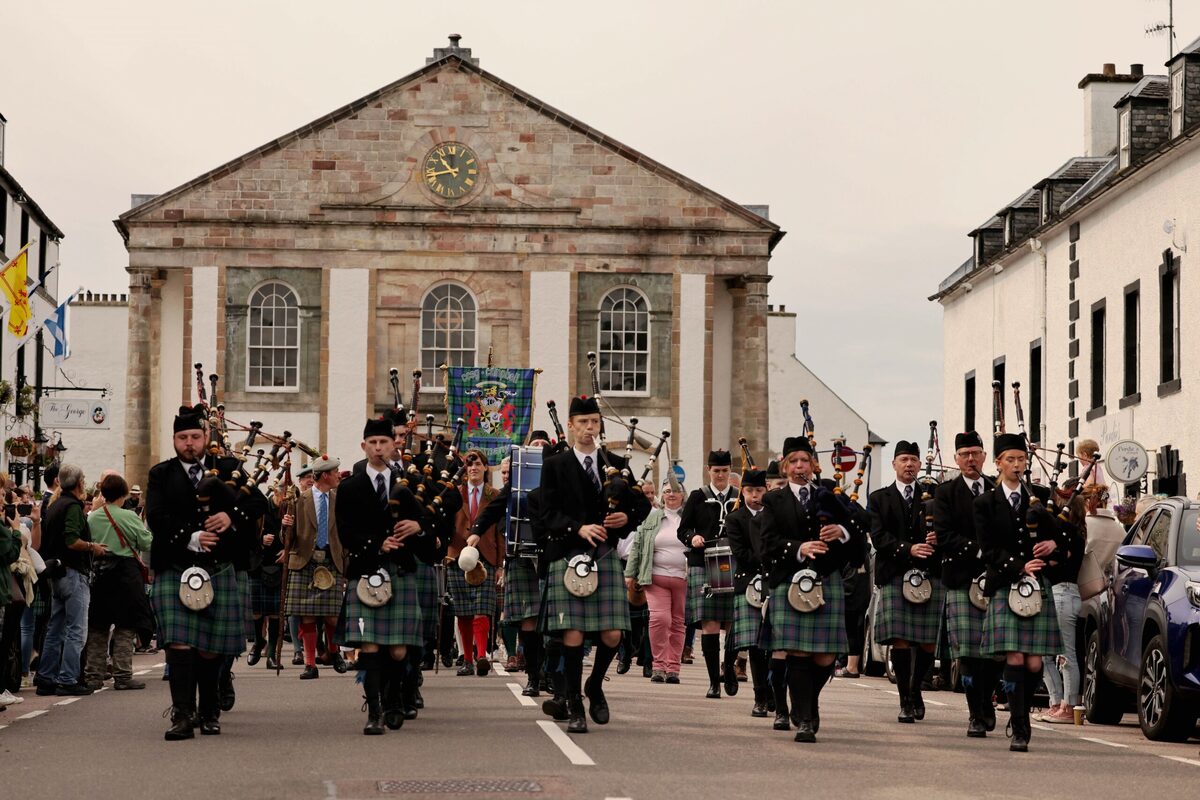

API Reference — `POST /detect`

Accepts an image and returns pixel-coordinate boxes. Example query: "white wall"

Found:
[327,268,369,463]
[528,271,571,411]
[710,281,733,452]
[157,270,185,461]
[191,266,218,376]
[677,274,707,486]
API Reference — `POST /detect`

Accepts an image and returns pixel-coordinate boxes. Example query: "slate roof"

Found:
[1036,156,1112,184]
[0,165,65,241]
[1116,75,1169,105]
[1060,156,1119,212]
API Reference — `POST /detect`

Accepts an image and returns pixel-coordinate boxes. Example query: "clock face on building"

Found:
[422,142,479,200]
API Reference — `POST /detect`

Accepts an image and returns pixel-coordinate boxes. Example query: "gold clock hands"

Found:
[438,156,459,176]
[426,168,458,178]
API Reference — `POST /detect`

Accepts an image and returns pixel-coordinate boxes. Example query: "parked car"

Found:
[1080,497,1200,741]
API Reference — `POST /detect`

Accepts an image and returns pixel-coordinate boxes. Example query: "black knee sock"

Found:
[810,660,834,706]
[195,655,221,719]
[631,615,648,664]
[519,630,542,682]
[1025,664,1043,711]
[959,658,979,716]
[252,619,266,651]
[590,641,618,683]
[785,655,812,722]
[360,653,383,712]
[1003,664,1027,720]
[892,647,912,701]
[723,635,737,674]
[166,649,197,713]
[385,654,408,708]
[266,618,280,660]
[770,658,789,714]
[218,654,234,684]
[701,633,721,687]
[563,645,584,698]
[912,649,935,695]
[748,648,769,694]
[545,638,564,695]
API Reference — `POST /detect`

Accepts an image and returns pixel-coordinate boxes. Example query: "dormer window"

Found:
[1119,109,1132,169]
[1171,69,1185,137]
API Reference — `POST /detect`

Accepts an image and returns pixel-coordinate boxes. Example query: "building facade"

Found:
[934,47,1200,496]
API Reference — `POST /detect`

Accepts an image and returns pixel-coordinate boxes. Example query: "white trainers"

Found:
[0,690,24,705]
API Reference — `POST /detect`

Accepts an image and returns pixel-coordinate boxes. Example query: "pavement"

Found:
[1,650,1198,800]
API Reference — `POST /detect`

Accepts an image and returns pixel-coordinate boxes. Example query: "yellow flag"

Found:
[0,245,32,339]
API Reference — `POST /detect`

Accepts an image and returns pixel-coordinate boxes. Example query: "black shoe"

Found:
[1008,720,1029,752]
[55,683,94,696]
[706,684,721,699]
[773,712,791,731]
[967,717,987,738]
[441,652,454,669]
[421,654,435,671]
[364,714,386,735]
[897,703,915,724]
[541,695,570,721]
[566,695,588,734]
[299,666,320,680]
[266,656,281,671]
[751,702,769,718]
[766,696,776,713]
[616,659,631,675]
[642,663,653,678]
[584,676,610,724]
[35,682,57,696]
[723,667,739,697]
[457,663,475,676]
[812,712,820,734]
[291,653,305,666]
[412,687,425,709]
[522,679,541,697]
[665,673,680,684]
[199,717,221,736]
[911,690,926,721]
[476,658,490,677]
[246,646,263,667]
[383,706,406,730]
[165,708,195,741]
[794,719,817,743]
[332,652,349,674]
[218,673,235,712]
[981,703,997,732]
[114,679,147,690]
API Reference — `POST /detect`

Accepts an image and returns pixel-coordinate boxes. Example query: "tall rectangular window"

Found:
[37,230,47,280]
[19,209,29,250]
[964,372,976,433]
[0,189,8,256]
[1124,282,1140,398]
[1161,255,1181,387]
[1171,69,1185,137]
[1119,109,1132,168]
[1029,340,1042,442]
[1090,300,1106,412]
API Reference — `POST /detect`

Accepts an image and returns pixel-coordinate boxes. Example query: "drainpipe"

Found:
[1029,237,1049,451]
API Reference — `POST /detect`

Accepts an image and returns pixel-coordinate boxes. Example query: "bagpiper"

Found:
[725,468,772,717]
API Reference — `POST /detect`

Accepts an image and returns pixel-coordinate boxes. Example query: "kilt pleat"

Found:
[945,587,988,659]
[237,570,255,639]
[152,564,247,656]
[447,567,497,617]
[415,563,441,642]
[730,593,767,651]
[285,561,348,618]
[249,574,281,617]
[686,565,735,624]
[544,553,629,634]
[766,570,847,655]
[872,578,946,646]
[339,568,423,647]
[981,583,1062,655]
[503,557,543,622]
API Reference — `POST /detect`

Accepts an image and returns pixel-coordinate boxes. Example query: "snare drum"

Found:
[505,445,544,559]
[702,539,736,597]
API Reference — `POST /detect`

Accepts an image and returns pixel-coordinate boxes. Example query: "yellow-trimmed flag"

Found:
[0,243,34,339]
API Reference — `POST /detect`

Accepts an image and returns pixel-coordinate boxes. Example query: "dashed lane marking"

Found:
[536,720,595,766]
[851,682,873,689]
[15,710,47,720]
[54,698,80,706]
[133,670,151,676]
[1158,755,1200,767]
[493,662,510,676]
[1080,736,1129,748]
[507,683,537,707]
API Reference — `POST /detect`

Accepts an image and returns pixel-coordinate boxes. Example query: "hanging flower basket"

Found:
[0,380,12,407]
[5,436,34,459]
[14,385,34,418]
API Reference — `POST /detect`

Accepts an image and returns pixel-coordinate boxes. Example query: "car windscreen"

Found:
[1177,509,1200,567]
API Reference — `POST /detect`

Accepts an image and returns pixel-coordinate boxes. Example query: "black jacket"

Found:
[41,494,90,574]
[933,475,994,589]
[754,480,866,588]
[974,481,1068,596]
[678,487,734,567]
[146,458,255,572]
[868,482,938,587]
[334,468,438,580]
[725,505,764,593]
[537,449,650,564]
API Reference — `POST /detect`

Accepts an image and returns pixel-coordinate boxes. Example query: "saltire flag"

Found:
[42,287,82,365]
[445,366,537,467]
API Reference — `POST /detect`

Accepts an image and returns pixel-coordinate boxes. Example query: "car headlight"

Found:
[1188,581,1200,608]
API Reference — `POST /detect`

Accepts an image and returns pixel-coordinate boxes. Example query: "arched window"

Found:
[421,283,477,387]
[246,282,300,391]
[598,287,649,395]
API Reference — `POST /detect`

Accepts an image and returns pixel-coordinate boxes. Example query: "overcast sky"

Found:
[3,0,1196,446]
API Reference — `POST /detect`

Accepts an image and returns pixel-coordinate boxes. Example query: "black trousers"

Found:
[0,601,27,693]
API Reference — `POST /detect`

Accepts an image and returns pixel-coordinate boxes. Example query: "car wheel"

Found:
[861,625,885,677]
[1138,634,1198,742]
[884,646,895,684]
[1083,629,1126,725]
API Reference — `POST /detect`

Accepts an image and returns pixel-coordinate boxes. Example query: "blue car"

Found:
[1080,497,1200,741]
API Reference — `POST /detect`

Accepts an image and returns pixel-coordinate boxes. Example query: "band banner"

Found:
[445,366,537,466]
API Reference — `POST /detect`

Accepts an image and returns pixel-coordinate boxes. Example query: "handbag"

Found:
[1008,575,1043,618]
[901,569,933,605]
[103,505,150,585]
[356,568,393,608]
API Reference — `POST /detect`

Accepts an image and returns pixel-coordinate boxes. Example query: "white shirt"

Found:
[787,480,850,560]
[573,446,604,487]
[652,507,688,579]
[466,481,484,515]
[1000,481,1024,509]
[894,479,915,499]
[708,483,731,502]
[365,464,391,496]
[962,475,984,496]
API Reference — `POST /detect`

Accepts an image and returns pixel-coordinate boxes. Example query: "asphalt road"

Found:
[2,651,1197,800]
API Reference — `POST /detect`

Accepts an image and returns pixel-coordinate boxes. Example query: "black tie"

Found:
[189,464,202,488]
[797,486,809,507]
[375,473,387,505]
[972,481,981,496]
[903,484,913,508]
[583,456,602,494]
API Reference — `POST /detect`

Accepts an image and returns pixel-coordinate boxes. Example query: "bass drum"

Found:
[506,445,544,559]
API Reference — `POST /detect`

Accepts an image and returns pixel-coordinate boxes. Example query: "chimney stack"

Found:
[1079,64,1144,157]
[1131,64,1144,78]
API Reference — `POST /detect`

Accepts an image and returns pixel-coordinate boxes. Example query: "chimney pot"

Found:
[1103,63,1116,77]
[1131,63,1144,78]
[449,33,461,47]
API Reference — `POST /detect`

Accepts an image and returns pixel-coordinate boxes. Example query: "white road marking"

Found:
[1158,755,1200,767]
[493,663,510,676]
[15,710,48,720]
[152,662,166,668]
[1080,736,1128,748]
[0,725,7,730]
[923,699,947,707]
[507,683,537,706]
[133,670,151,676]
[536,720,595,766]
[54,698,80,706]
[851,682,873,689]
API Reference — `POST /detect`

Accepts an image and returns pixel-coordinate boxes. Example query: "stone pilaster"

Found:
[727,274,772,465]
[124,268,163,490]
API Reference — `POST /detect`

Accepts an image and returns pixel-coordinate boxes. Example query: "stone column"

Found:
[727,274,772,465]
[124,268,161,490]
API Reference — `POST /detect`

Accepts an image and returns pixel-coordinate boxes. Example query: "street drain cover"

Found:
[377,779,544,794]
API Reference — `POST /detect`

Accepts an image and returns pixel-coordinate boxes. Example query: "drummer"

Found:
[679,450,739,699]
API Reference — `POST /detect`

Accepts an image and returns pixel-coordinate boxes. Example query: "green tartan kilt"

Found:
[414,563,440,642]
[766,570,847,655]
[339,568,423,648]
[945,587,988,659]
[249,572,281,617]
[982,583,1062,655]
[730,592,768,651]
[236,570,255,640]
[686,566,735,625]
[503,557,542,622]
[285,561,348,618]
[544,553,629,634]
[152,565,247,656]
[447,566,497,618]
[872,577,946,646]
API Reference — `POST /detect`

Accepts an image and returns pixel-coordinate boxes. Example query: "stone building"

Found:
[117,37,873,488]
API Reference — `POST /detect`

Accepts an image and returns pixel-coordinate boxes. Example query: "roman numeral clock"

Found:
[423,143,479,200]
